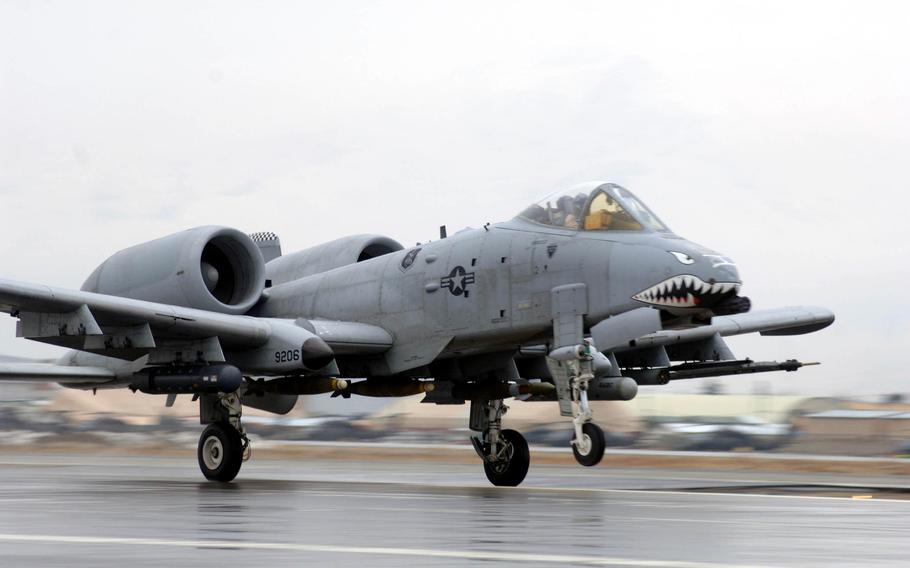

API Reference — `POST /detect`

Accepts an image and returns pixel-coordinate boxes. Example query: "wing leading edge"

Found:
[0,278,393,377]
[605,306,834,383]
[621,306,835,352]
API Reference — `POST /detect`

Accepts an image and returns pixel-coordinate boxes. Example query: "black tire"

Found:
[572,422,606,467]
[198,422,243,482]
[483,429,530,487]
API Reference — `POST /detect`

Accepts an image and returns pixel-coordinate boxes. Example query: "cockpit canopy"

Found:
[517,182,669,232]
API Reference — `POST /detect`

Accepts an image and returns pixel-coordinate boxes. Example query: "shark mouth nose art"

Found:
[632,275,741,308]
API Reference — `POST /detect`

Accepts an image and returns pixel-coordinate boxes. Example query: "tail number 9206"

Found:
[275,349,301,363]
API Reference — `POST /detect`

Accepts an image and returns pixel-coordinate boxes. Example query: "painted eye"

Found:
[669,251,695,265]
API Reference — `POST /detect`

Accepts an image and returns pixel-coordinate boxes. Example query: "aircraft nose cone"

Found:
[713,263,741,284]
[700,251,749,315]
[628,243,746,313]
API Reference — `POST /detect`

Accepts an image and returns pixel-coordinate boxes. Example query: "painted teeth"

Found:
[632,275,742,307]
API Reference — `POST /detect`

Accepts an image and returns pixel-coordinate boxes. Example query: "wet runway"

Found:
[0,453,909,567]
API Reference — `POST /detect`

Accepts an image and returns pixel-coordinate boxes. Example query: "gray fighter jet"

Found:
[0,182,833,486]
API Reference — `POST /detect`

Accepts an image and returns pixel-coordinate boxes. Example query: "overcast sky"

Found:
[0,1,907,396]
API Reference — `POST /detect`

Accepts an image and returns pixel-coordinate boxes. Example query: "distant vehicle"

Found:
[0,181,833,485]
[645,416,793,451]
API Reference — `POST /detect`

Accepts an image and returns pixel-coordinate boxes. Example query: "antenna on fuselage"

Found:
[439,225,447,239]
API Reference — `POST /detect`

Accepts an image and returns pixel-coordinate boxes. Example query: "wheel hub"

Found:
[575,433,592,456]
[202,436,224,470]
[487,440,515,472]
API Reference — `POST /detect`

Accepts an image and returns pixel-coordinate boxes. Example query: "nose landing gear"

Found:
[568,371,606,467]
[548,342,608,468]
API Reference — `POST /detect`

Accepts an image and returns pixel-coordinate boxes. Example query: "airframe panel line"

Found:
[0,533,780,568]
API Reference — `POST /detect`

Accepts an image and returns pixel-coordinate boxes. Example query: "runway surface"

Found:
[0,452,908,567]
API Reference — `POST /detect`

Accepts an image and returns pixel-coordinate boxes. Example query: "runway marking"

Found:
[523,486,910,504]
[0,533,779,568]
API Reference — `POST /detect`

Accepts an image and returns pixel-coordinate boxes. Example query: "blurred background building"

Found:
[4,380,909,458]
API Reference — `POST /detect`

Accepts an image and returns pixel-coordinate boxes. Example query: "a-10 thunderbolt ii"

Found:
[0,182,833,486]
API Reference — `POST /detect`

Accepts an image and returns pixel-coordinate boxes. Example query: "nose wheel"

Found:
[572,422,605,466]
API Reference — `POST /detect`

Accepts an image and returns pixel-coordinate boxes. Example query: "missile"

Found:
[343,379,435,398]
[132,364,243,395]
[452,381,556,401]
[257,376,349,395]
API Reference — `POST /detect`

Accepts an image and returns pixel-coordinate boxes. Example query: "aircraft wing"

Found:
[0,277,393,374]
[0,361,117,384]
[618,306,835,352]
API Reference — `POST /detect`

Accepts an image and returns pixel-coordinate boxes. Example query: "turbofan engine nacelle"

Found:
[265,234,404,285]
[82,226,266,315]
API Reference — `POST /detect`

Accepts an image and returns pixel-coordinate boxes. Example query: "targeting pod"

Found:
[132,364,243,395]
[587,376,638,401]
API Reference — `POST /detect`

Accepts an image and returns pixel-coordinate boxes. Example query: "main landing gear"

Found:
[197,392,250,482]
[470,399,530,486]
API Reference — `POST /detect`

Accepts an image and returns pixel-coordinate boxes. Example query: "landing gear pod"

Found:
[132,364,243,395]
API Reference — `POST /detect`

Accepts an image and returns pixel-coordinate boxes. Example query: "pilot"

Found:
[568,193,588,228]
[556,195,577,228]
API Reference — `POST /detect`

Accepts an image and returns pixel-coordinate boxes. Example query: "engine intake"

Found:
[82,226,266,315]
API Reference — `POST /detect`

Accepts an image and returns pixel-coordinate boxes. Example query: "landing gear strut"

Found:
[470,399,530,486]
[198,392,250,482]
[548,342,608,467]
[568,371,606,467]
